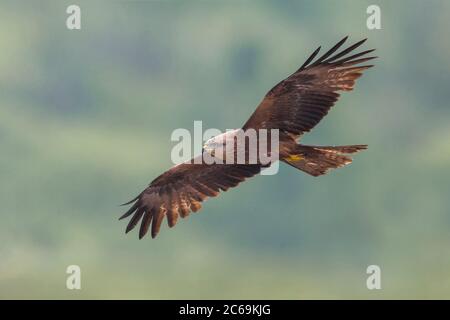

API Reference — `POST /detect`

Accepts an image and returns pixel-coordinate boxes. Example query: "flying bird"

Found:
[120,36,376,239]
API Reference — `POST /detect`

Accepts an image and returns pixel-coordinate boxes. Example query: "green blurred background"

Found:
[1,0,450,299]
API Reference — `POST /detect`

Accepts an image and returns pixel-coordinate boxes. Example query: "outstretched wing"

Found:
[120,155,261,239]
[243,36,376,136]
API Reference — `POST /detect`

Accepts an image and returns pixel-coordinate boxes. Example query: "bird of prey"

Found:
[120,36,376,239]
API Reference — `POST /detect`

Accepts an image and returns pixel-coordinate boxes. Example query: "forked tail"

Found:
[282,144,367,177]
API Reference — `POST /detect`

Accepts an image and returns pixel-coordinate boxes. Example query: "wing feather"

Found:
[243,38,376,136]
[151,207,166,239]
[310,36,348,66]
[126,207,145,234]
[139,210,153,239]
[121,156,261,238]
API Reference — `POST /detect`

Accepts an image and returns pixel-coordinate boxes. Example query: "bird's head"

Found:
[203,136,223,158]
[203,129,240,159]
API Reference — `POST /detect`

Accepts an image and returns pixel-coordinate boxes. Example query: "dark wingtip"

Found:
[125,224,134,234]
[118,201,139,220]
[118,213,130,221]
[298,46,321,71]
[139,222,151,239]
[354,38,368,48]
[151,230,158,239]
[120,199,136,207]
[120,192,142,206]
[120,200,134,206]
[312,36,349,66]
[118,212,130,221]
[336,35,349,46]
[324,38,370,64]
[340,35,349,44]
[300,36,371,71]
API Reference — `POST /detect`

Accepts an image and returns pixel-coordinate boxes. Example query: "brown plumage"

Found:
[243,37,375,134]
[120,154,261,239]
[121,36,376,239]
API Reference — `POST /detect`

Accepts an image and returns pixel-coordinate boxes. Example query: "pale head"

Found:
[203,129,240,158]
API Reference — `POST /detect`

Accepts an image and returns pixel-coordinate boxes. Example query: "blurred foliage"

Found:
[1,0,450,299]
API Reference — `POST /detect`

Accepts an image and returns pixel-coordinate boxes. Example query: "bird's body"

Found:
[120,37,376,239]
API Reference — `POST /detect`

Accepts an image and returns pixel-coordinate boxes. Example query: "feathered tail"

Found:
[282,144,367,177]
